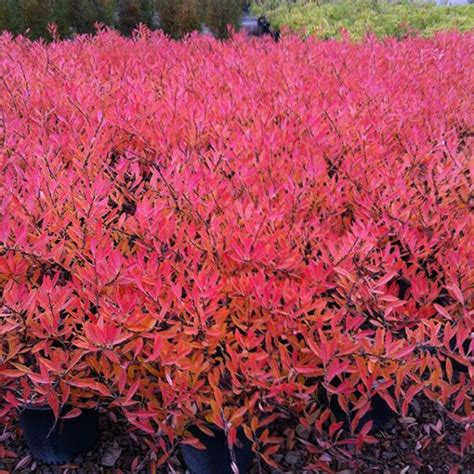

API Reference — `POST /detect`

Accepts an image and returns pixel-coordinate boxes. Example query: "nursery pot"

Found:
[19,405,99,464]
[329,392,395,431]
[447,334,472,372]
[321,378,396,432]
[181,425,253,474]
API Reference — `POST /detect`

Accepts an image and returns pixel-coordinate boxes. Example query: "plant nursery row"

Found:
[0,29,472,472]
[253,0,474,39]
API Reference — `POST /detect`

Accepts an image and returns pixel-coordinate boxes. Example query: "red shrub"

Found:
[0,29,472,470]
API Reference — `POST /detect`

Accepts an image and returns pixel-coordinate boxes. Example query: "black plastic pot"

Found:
[181,425,253,474]
[447,335,472,372]
[320,377,396,433]
[19,405,99,465]
[329,392,395,431]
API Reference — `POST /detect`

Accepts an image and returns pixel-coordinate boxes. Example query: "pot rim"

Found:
[19,403,98,412]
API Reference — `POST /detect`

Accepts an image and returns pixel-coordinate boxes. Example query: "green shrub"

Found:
[0,1,17,34]
[117,0,154,36]
[14,0,58,39]
[156,0,202,39]
[0,0,118,39]
[252,0,474,39]
[155,0,246,40]
[65,0,117,34]
[204,0,243,38]
[98,0,120,26]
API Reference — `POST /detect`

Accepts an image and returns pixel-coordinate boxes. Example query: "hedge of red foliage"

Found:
[0,29,472,470]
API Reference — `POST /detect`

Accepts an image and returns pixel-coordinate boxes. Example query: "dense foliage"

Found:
[0,30,472,471]
[252,0,474,39]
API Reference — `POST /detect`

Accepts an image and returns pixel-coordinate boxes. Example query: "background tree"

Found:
[0,1,20,35]
[204,0,243,39]
[65,0,118,33]
[117,0,154,36]
[156,0,202,39]
[14,0,72,40]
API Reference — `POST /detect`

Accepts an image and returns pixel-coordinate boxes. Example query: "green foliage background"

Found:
[0,0,247,39]
[251,0,474,39]
[0,0,120,39]
[0,0,472,40]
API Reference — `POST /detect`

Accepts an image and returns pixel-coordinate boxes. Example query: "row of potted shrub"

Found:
[0,29,472,472]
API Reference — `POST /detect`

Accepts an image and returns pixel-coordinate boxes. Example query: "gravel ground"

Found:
[1,397,472,473]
